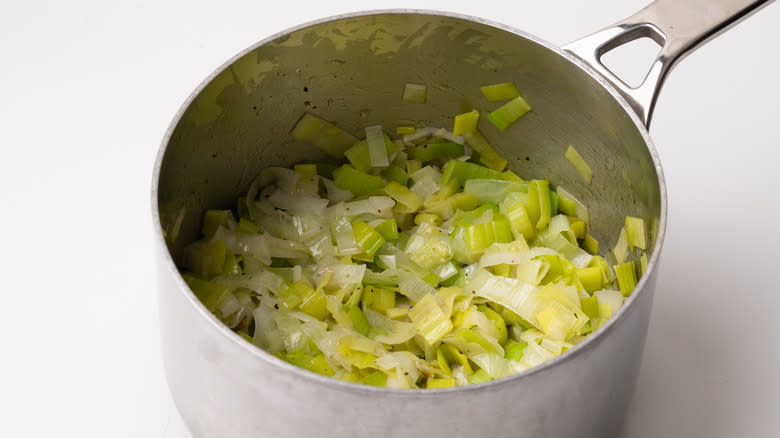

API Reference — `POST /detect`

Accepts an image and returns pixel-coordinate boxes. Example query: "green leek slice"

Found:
[564,146,593,184]
[614,261,638,297]
[570,220,586,240]
[478,305,508,345]
[625,216,647,250]
[576,267,602,293]
[363,286,396,311]
[453,110,479,137]
[347,305,371,337]
[467,369,493,384]
[402,83,427,104]
[332,165,386,196]
[504,341,528,361]
[201,209,233,239]
[308,354,335,376]
[462,130,508,171]
[463,179,528,205]
[555,186,589,224]
[183,240,227,277]
[487,95,531,131]
[382,165,409,186]
[182,274,232,312]
[594,290,624,319]
[352,221,385,261]
[237,217,260,235]
[426,377,456,388]
[345,132,396,172]
[640,252,648,275]
[440,159,505,187]
[480,82,521,101]
[583,234,599,255]
[501,196,535,239]
[291,113,359,158]
[373,218,399,241]
[409,294,453,345]
[407,142,465,162]
[384,181,423,212]
[612,227,630,264]
[365,125,389,168]
[528,179,552,230]
[406,159,422,175]
[580,296,600,319]
[291,280,329,320]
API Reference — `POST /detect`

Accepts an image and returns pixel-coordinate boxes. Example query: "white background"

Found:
[1,0,778,436]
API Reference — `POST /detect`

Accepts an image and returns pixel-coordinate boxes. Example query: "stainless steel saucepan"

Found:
[152,1,773,436]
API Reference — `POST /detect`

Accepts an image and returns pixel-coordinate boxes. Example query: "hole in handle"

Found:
[600,36,662,88]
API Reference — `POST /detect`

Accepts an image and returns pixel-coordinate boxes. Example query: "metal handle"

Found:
[563,0,774,127]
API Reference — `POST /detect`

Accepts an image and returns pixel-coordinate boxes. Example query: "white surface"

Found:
[1,1,778,437]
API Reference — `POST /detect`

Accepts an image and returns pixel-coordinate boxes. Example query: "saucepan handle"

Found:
[563,0,774,127]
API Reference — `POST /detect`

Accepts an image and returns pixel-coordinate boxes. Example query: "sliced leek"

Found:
[179,103,649,388]
[453,110,479,137]
[487,95,532,131]
[564,145,593,184]
[480,82,521,101]
[402,83,426,104]
[291,113,359,158]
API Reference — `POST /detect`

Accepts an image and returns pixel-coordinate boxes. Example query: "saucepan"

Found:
[152,1,772,436]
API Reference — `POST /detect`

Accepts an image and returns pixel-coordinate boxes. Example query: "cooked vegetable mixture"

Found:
[179,84,648,388]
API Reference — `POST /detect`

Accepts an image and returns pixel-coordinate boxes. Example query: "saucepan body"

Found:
[153,10,665,438]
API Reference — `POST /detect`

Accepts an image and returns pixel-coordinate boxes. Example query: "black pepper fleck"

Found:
[274,304,279,309]
[303,86,309,92]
